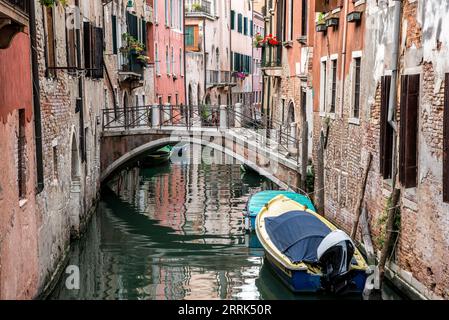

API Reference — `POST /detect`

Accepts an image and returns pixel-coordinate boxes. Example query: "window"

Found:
[319,58,327,114]
[380,76,394,180]
[352,57,362,118]
[155,44,160,74]
[244,17,248,35]
[238,14,243,33]
[330,58,337,114]
[250,20,253,37]
[166,46,170,74]
[287,0,293,41]
[168,95,172,105]
[216,48,219,69]
[171,47,175,75]
[154,0,158,24]
[186,26,194,46]
[53,146,58,181]
[170,0,174,27]
[83,22,103,79]
[179,48,183,76]
[443,73,449,202]
[185,25,199,51]
[165,0,169,26]
[112,15,118,54]
[301,0,308,37]
[399,74,420,188]
[179,0,182,30]
[231,10,235,30]
[45,6,56,78]
[17,109,26,199]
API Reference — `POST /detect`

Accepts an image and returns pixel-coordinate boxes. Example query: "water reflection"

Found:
[49,150,403,300]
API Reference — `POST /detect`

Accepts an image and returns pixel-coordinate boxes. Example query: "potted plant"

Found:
[40,0,67,7]
[259,34,281,47]
[253,33,265,48]
[316,13,327,32]
[232,71,248,80]
[137,54,151,67]
[192,3,202,12]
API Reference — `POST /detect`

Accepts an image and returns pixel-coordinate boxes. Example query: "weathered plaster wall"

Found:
[33,1,103,294]
[0,29,39,299]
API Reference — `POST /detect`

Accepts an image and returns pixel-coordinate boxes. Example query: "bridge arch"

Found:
[100,135,290,190]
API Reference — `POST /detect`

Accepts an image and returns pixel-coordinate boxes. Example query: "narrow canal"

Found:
[49,145,403,300]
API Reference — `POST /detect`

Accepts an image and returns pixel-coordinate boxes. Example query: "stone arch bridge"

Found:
[100,104,306,192]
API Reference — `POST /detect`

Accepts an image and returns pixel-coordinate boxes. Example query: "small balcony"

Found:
[186,0,214,20]
[2,0,28,14]
[206,70,236,87]
[261,46,282,77]
[118,52,145,89]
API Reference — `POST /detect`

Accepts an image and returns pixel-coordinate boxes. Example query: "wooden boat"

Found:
[142,146,172,166]
[255,195,369,295]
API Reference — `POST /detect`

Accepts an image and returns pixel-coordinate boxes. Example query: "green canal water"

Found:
[49,151,404,300]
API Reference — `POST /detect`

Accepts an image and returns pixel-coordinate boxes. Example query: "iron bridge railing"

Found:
[102,105,301,163]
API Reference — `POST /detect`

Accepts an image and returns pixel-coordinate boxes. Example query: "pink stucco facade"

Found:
[252,10,264,112]
[0,29,39,299]
[153,0,186,105]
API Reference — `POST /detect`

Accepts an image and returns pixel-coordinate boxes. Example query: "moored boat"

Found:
[255,195,369,295]
[244,190,316,232]
[142,146,173,166]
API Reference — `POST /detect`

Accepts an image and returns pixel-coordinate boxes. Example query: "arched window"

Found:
[287,101,295,124]
[216,48,220,69]
[171,47,175,75]
[188,84,193,105]
[166,45,170,74]
[179,48,183,76]
[155,44,160,74]
[71,133,80,181]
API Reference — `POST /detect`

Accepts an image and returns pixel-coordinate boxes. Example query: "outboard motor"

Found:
[317,230,355,294]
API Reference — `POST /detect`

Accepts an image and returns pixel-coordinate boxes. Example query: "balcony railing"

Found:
[186,0,212,16]
[3,0,29,14]
[261,46,282,68]
[206,70,235,86]
[118,52,144,76]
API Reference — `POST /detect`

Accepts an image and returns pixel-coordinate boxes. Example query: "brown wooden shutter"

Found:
[92,27,104,79]
[444,73,449,202]
[399,74,420,188]
[83,21,92,77]
[380,76,393,179]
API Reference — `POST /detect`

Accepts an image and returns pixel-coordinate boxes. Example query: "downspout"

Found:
[387,0,402,190]
[30,0,44,192]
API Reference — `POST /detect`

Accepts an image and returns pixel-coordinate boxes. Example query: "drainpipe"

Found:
[29,0,44,192]
[388,0,402,188]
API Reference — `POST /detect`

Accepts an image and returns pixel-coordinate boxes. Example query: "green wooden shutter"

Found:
[244,17,248,35]
[112,15,117,54]
[231,10,235,30]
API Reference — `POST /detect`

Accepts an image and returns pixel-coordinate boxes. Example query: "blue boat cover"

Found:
[246,191,316,218]
[265,211,331,264]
